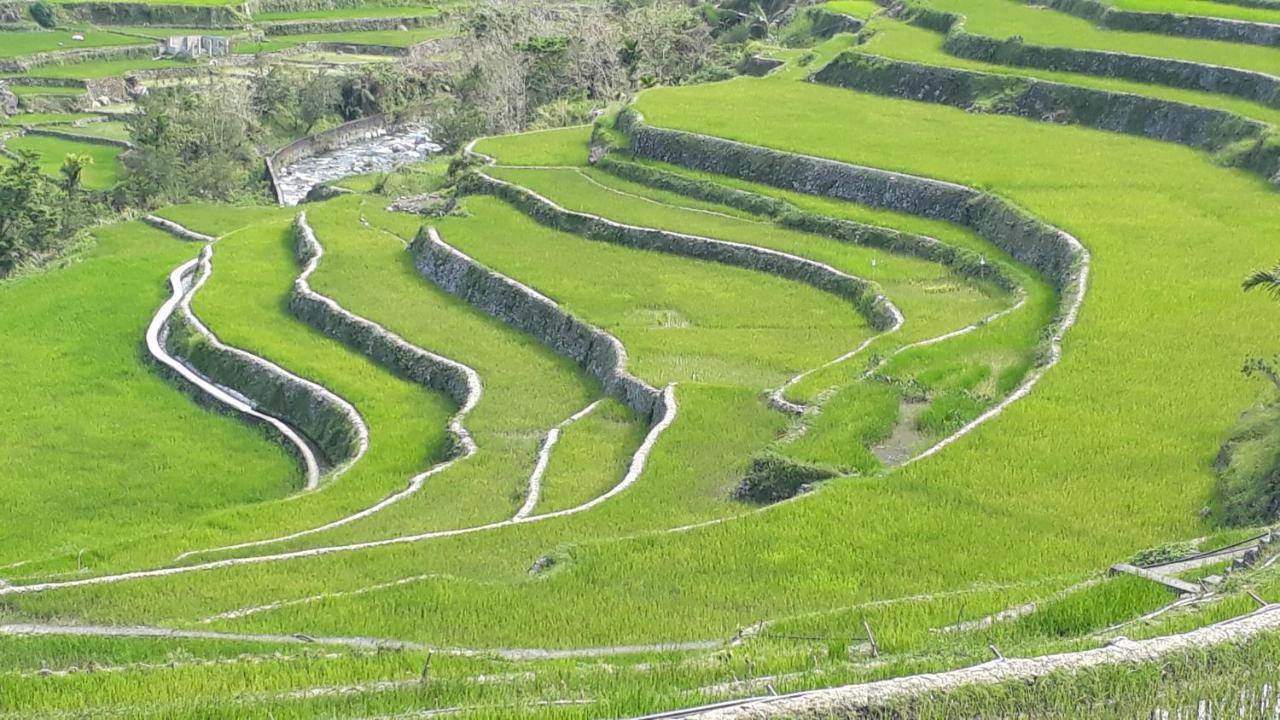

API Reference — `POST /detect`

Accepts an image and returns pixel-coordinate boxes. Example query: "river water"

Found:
[274,124,441,206]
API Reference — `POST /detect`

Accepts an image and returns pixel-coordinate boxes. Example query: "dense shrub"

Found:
[1214,398,1280,527]
[733,453,838,504]
[29,1,57,28]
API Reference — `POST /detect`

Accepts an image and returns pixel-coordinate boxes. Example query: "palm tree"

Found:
[59,153,92,193]
[1243,261,1280,390]
[1243,263,1280,298]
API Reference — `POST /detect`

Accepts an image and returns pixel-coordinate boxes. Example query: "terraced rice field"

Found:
[3,0,1280,716]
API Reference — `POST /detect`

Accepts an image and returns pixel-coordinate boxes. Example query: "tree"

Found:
[125,80,261,205]
[1243,263,1280,299]
[1242,262,1280,392]
[60,153,93,193]
[0,152,61,274]
[296,69,340,134]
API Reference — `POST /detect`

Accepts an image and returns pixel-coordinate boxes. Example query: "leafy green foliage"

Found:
[0,152,60,274]
[733,453,838,503]
[29,1,58,29]
[123,84,263,205]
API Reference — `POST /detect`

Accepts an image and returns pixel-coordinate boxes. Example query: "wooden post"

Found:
[420,651,434,684]
[862,620,879,658]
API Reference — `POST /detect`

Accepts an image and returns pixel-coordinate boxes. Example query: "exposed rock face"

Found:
[0,83,17,117]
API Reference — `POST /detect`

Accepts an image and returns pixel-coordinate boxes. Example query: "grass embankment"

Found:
[6,133,123,189]
[0,29,148,59]
[819,0,881,19]
[0,112,99,126]
[0,222,296,572]
[3,57,194,79]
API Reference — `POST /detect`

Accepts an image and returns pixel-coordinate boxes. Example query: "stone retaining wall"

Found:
[891,1,1280,108]
[261,15,433,35]
[617,112,1084,291]
[247,0,369,15]
[24,126,131,148]
[289,214,478,456]
[143,215,214,243]
[813,52,1280,185]
[60,1,244,27]
[410,227,663,422]
[1039,0,1280,48]
[594,155,1021,290]
[808,6,866,38]
[0,44,153,74]
[465,172,900,332]
[737,55,785,77]
[165,249,366,470]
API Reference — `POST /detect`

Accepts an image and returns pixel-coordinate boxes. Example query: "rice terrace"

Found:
[2,0,1280,714]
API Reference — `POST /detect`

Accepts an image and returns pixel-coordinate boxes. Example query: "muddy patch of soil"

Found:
[872,400,928,467]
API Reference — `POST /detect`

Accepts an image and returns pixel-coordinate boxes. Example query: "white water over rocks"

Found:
[275,125,440,206]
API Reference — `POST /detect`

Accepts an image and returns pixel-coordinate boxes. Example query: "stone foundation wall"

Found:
[813,52,1280,185]
[410,226,663,422]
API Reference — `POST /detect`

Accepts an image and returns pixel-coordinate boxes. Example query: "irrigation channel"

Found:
[274,124,440,206]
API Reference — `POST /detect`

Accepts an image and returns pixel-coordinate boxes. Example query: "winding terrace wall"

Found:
[462,171,901,332]
[594,155,1022,290]
[1038,0,1280,48]
[811,52,1280,185]
[147,256,321,489]
[289,213,480,458]
[409,227,664,422]
[892,1,1280,108]
[165,246,368,475]
[616,112,1086,458]
[618,111,1083,290]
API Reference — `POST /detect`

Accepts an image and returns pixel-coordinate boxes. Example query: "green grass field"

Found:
[3,1,1280,716]
[0,29,149,59]
[5,133,124,189]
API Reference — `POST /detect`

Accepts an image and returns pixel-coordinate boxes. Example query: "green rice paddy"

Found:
[3,1,1280,716]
